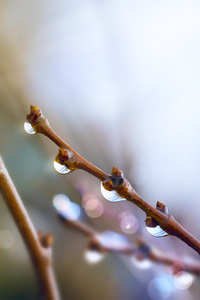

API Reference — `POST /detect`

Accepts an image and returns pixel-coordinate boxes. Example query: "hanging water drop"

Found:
[24,121,36,135]
[53,161,71,174]
[100,183,126,202]
[146,225,168,237]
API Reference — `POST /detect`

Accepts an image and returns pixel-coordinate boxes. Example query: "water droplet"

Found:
[53,194,81,220]
[99,230,131,251]
[174,271,194,290]
[24,121,36,134]
[53,161,71,174]
[119,212,139,234]
[84,250,105,264]
[100,183,126,202]
[146,225,168,237]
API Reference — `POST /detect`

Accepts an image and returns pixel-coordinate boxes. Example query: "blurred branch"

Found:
[25,105,200,255]
[59,215,200,276]
[0,157,60,300]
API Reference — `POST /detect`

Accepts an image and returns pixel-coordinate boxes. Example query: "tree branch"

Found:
[25,105,200,255]
[0,156,60,300]
[58,215,200,276]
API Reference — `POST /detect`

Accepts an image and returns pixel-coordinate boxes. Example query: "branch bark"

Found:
[0,156,60,300]
[25,105,200,255]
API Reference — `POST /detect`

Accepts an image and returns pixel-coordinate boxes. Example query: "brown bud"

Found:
[156,201,168,214]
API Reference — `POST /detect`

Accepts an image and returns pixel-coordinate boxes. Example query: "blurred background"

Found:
[0,0,200,299]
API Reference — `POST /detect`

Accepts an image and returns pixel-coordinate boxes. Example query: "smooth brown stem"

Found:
[0,157,60,300]
[26,105,200,255]
[60,216,97,237]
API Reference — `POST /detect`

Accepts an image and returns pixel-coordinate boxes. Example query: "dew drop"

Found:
[100,183,126,202]
[84,250,105,264]
[53,161,71,174]
[24,121,36,135]
[53,194,81,220]
[146,225,168,237]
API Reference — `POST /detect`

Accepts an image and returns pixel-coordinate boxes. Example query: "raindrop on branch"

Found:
[24,121,36,135]
[53,161,72,175]
[146,225,168,237]
[100,183,126,202]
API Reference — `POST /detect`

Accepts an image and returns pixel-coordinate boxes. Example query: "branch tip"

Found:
[26,105,42,125]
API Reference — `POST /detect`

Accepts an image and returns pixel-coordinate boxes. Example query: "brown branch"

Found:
[0,156,60,300]
[25,105,200,255]
[58,215,200,276]
[58,214,135,255]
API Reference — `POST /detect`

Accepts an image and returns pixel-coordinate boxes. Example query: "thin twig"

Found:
[0,156,60,300]
[25,105,200,255]
[59,215,200,276]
